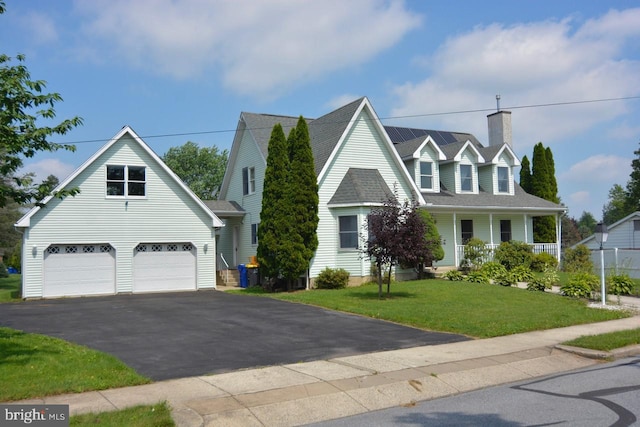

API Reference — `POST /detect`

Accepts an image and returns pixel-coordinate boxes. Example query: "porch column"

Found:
[489,213,494,246]
[523,214,528,243]
[453,212,458,267]
[556,212,562,263]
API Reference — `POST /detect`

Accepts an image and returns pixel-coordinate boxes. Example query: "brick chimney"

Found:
[487,95,512,147]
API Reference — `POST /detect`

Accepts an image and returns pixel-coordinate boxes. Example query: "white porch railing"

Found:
[455,243,559,266]
[218,252,229,284]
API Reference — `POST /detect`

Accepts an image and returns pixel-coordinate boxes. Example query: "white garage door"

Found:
[133,243,196,293]
[43,244,116,297]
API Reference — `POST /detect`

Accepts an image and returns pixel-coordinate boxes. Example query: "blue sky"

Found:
[2,0,639,220]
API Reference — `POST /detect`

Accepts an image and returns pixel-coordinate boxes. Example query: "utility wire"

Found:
[63,95,640,145]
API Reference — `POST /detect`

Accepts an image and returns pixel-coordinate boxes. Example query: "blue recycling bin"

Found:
[238,264,248,288]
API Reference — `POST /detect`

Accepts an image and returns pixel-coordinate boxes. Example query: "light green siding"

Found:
[21,134,217,298]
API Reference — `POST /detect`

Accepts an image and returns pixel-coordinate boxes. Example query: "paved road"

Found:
[0,291,468,381]
[310,357,640,426]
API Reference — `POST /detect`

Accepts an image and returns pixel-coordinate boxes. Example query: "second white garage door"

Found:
[133,243,196,293]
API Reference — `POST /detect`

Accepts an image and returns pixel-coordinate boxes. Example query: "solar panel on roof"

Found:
[386,127,402,142]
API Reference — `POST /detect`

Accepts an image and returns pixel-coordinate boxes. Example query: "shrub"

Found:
[443,270,464,281]
[562,244,593,273]
[461,238,489,272]
[527,267,559,292]
[480,261,507,279]
[493,271,516,287]
[561,272,598,298]
[510,265,534,283]
[493,241,533,271]
[530,252,558,272]
[467,271,490,284]
[0,262,7,279]
[608,273,633,296]
[315,267,349,289]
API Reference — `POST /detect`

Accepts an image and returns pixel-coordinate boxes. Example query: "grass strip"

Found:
[0,327,150,402]
[562,328,640,351]
[70,402,174,426]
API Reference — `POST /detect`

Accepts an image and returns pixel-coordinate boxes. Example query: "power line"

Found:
[63,95,640,145]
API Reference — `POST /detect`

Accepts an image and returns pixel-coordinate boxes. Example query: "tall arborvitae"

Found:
[545,146,559,203]
[530,142,557,242]
[256,124,290,280]
[625,142,640,213]
[519,155,532,193]
[288,116,319,270]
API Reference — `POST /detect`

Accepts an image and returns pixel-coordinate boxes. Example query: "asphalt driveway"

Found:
[0,291,469,381]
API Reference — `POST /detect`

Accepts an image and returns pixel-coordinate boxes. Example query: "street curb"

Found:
[555,344,640,360]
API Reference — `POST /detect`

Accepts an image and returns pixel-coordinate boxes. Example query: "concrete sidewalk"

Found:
[12,312,640,427]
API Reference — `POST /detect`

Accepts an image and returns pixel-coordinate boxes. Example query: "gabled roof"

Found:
[478,144,521,166]
[436,140,485,163]
[15,126,224,228]
[574,211,640,246]
[395,135,446,161]
[328,168,393,206]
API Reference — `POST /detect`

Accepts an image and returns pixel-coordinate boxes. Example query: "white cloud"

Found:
[21,159,77,184]
[560,154,631,183]
[74,0,421,98]
[388,8,640,150]
[20,11,59,44]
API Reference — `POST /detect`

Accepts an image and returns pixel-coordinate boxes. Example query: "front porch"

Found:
[455,242,559,267]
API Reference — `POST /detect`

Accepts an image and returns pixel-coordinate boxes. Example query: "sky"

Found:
[2,0,639,221]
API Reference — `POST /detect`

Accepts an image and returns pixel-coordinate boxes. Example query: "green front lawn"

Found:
[240,280,631,338]
[563,328,640,351]
[0,274,20,302]
[0,327,150,402]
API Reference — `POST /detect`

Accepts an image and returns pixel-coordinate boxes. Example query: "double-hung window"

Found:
[251,223,258,245]
[460,164,473,192]
[497,166,509,193]
[106,165,146,197]
[420,161,434,190]
[242,167,255,195]
[339,215,358,249]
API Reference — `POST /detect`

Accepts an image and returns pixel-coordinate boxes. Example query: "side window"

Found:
[420,161,433,190]
[251,223,258,245]
[461,219,473,244]
[497,167,509,193]
[242,167,255,195]
[460,164,473,192]
[339,215,358,249]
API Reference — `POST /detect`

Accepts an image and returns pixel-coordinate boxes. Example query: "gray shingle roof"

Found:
[328,168,393,205]
[202,200,245,216]
[423,184,563,212]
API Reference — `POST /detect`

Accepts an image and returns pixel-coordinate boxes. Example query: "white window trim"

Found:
[497,166,510,194]
[459,164,474,193]
[338,215,359,250]
[419,161,434,191]
[106,165,146,198]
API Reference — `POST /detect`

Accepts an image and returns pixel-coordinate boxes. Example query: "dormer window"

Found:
[420,161,433,190]
[106,165,146,197]
[497,167,509,193]
[460,164,473,192]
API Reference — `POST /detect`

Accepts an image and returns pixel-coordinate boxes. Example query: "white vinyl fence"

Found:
[589,248,640,278]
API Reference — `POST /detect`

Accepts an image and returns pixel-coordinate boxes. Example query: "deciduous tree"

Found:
[163,141,228,200]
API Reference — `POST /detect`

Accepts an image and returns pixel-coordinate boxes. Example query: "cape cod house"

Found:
[15,126,224,298]
[216,97,565,286]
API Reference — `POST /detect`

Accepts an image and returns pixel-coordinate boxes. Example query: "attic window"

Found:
[420,161,433,190]
[460,165,473,192]
[107,165,146,197]
[497,167,509,193]
[242,167,255,195]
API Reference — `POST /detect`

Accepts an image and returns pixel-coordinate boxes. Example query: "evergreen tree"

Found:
[530,142,557,242]
[287,117,319,276]
[256,124,290,281]
[519,155,532,193]
[545,147,559,203]
[625,141,640,213]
